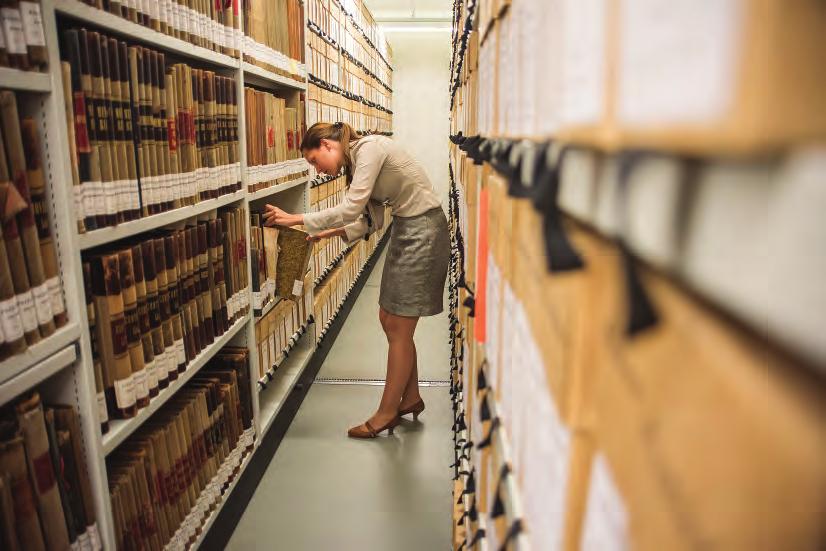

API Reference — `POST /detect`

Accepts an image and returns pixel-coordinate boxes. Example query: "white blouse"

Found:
[302,135,442,243]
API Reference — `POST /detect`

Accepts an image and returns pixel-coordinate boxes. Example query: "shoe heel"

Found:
[413,412,420,421]
[388,426,395,435]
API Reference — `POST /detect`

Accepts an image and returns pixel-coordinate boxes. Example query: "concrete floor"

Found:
[226,247,453,551]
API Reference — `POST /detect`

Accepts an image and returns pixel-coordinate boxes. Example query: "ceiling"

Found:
[363,0,452,22]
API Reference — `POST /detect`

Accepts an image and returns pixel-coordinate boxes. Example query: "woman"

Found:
[264,122,450,439]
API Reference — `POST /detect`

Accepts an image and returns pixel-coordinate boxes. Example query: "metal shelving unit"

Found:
[248,176,310,203]
[243,61,307,91]
[0,0,392,548]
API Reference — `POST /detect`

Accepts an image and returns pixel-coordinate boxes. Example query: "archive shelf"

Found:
[243,61,307,91]
[77,190,246,250]
[53,0,240,69]
[0,342,78,405]
[0,67,52,92]
[248,176,310,202]
[102,313,250,455]
[0,322,81,391]
[258,330,315,436]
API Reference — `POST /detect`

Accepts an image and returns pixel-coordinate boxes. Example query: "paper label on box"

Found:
[45,276,65,316]
[1,7,28,55]
[0,296,24,341]
[268,334,275,367]
[17,289,38,332]
[166,348,178,375]
[114,375,137,409]
[175,338,186,364]
[133,368,149,400]
[560,0,607,126]
[292,279,303,296]
[32,281,53,325]
[20,2,45,48]
[617,0,740,125]
[581,454,629,551]
[144,359,158,390]
[96,391,109,423]
[73,185,85,220]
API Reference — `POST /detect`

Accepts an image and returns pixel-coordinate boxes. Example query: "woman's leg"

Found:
[367,307,419,426]
[400,344,421,409]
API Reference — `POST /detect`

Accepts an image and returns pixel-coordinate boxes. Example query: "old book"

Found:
[276,226,312,300]
[206,219,223,336]
[19,121,68,328]
[0,140,39,345]
[0,200,25,359]
[19,0,44,70]
[140,240,168,390]
[131,244,159,398]
[197,222,214,345]
[117,40,140,221]
[88,32,117,227]
[1,91,55,337]
[1,1,30,71]
[164,234,186,374]
[59,59,86,233]
[214,217,228,328]
[15,393,71,551]
[77,29,106,229]
[91,254,136,418]
[118,248,149,408]
[51,405,97,543]
[184,226,201,354]
[0,433,44,550]
[153,236,177,383]
[175,231,196,364]
[0,474,20,551]
[102,36,126,224]
[83,261,110,433]
[43,411,78,547]
[153,51,172,213]
[163,69,181,210]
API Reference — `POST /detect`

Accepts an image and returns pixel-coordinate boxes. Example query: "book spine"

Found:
[130,243,157,398]
[103,36,127,224]
[175,231,196,364]
[141,240,169,390]
[118,40,140,221]
[118,248,149,408]
[0,92,54,339]
[197,222,214,346]
[15,394,71,550]
[0,435,44,549]
[89,32,118,227]
[153,237,177,383]
[164,234,186,373]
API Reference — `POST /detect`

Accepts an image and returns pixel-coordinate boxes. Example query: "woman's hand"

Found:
[307,228,346,242]
[264,205,303,227]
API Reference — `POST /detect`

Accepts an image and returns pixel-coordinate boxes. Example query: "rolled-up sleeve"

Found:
[303,139,387,235]
[342,217,369,244]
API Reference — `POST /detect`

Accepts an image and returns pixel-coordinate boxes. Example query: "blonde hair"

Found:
[300,122,362,184]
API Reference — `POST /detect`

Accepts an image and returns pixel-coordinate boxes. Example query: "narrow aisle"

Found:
[227,247,454,550]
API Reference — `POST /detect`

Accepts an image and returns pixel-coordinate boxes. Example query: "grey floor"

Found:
[227,247,453,551]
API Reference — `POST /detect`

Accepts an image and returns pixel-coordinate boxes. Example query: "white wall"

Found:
[383,30,452,207]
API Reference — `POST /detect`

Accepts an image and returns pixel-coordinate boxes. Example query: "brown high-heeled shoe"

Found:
[347,416,401,439]
[399,399,425,420]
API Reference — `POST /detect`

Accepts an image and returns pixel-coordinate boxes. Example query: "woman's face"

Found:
[304,138,342,175]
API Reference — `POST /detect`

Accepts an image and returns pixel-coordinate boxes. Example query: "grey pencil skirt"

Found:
[379,207,451,318]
